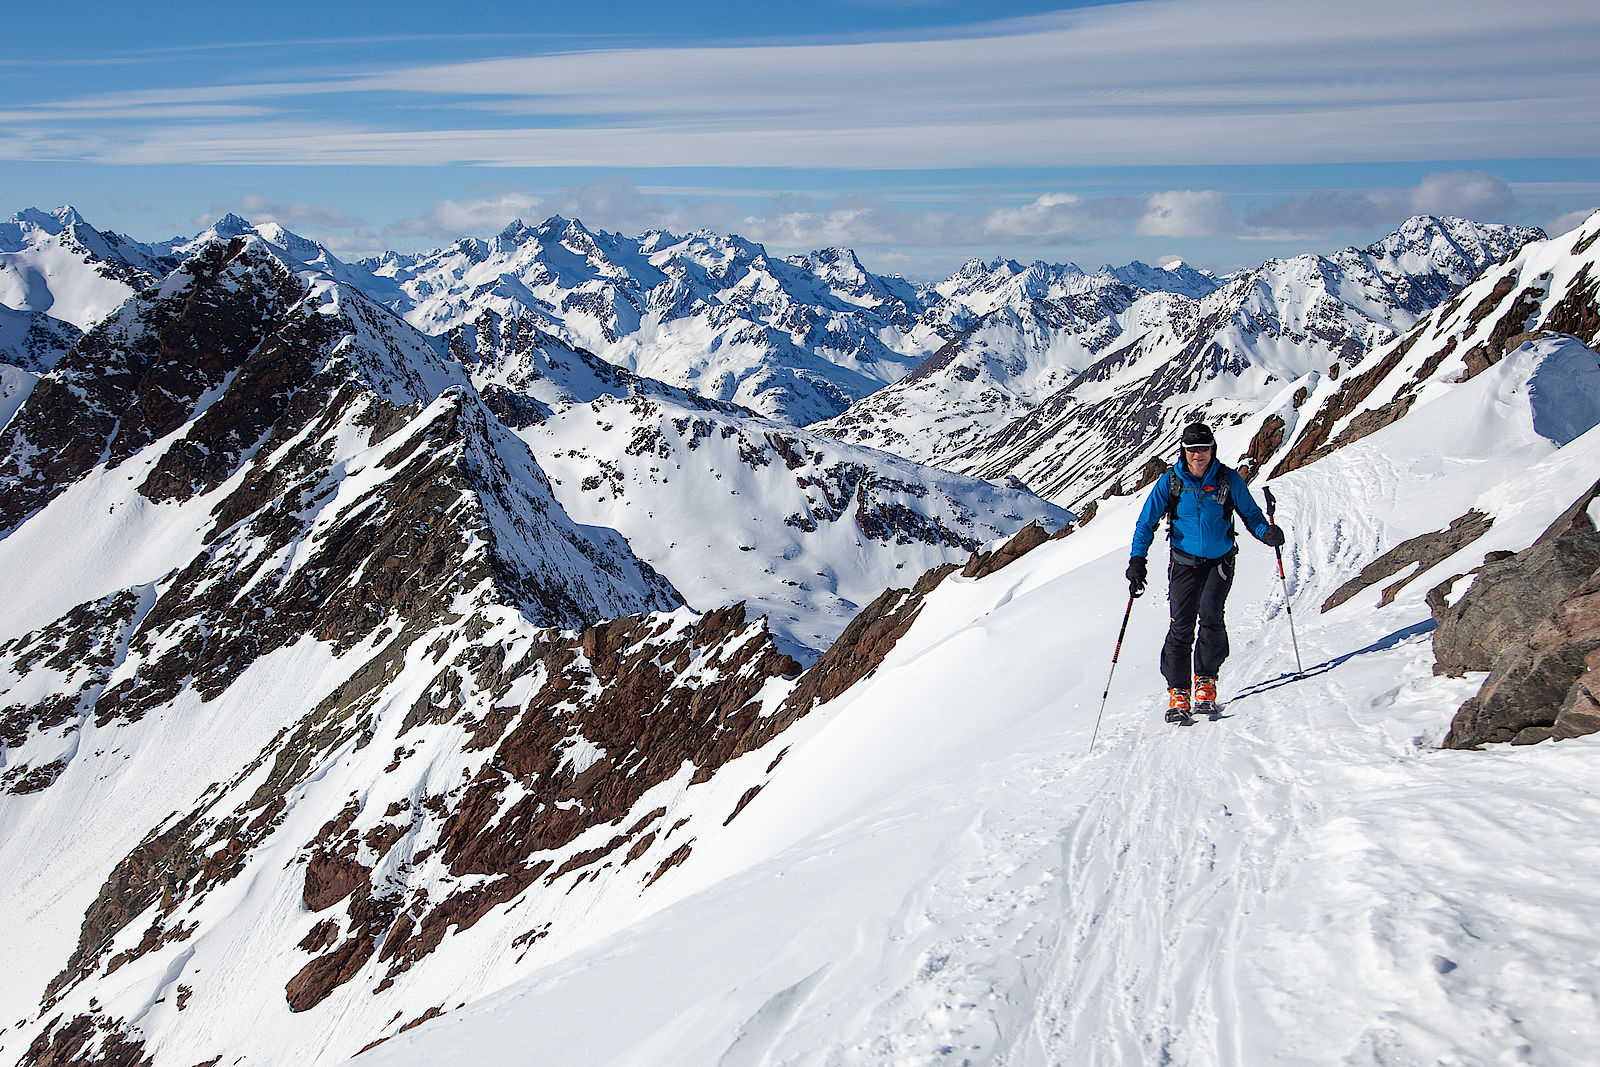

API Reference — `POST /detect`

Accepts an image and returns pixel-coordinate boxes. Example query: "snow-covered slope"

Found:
[0,206,178,429]
[359,309,1600,1067]
[0,206,172,333]
[437,297,1072,657]
[521,391,1069,657]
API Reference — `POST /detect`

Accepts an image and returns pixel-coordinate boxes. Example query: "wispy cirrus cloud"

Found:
[2,0,1594,170]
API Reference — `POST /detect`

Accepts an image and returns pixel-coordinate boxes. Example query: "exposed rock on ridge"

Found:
[1435,478,1600,747]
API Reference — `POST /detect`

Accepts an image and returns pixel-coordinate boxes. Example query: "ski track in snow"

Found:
[657,425,1599,1067]
[363,410,1600,1067]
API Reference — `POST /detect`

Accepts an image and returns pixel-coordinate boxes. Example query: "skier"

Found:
[1125,421,1285,722]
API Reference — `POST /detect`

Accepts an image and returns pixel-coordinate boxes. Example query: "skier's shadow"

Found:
[1231,619,1437,703]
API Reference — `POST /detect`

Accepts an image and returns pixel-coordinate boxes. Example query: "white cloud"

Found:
[1136,191,1238,238]
[983,192,1130,242]
[1548,207,1600,236]
[204,194,367,231]
[1241,169,1532,239]
[383,192,547,241]
[1408,170,1517,222]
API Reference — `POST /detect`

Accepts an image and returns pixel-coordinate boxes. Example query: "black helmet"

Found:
[1180,421,1215,448]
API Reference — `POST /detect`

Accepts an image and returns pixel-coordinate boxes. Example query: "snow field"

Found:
[367,341,1600,1067]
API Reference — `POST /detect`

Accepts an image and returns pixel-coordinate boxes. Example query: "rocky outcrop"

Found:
[962,522,1051,580]
[1432,484,1600,677]
[21,1013,152,1067]
[0,238,322,535]
[1322,510,1493,613]
[779,563,957,718]
[1436,479,1600,747]
[1236,414,1285,482]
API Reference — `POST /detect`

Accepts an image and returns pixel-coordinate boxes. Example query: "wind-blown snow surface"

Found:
[365,342,1600,1066]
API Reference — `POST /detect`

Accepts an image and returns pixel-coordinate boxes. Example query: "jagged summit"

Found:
[5,205,91,234]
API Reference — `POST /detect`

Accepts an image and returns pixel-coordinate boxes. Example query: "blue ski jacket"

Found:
[1130,459,1272,562]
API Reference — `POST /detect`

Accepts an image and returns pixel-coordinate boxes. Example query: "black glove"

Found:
[1126,556,1148,597]
[1262,524,1286,548]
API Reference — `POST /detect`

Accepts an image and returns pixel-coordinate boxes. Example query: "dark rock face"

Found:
[1443,573,1600,748]
[1236,414,1285,482]
[1437,480,1600,747]
[1432,485,1600,677]
[0,238,323,536]
[1270,325,1441,479]
[962,521,1054,580]
[1322,510,1493,613]
[21,1013,153,1067]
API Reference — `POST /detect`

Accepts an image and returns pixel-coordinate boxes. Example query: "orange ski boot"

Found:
[1165,687,1192,724]
[1193,676,1219,717]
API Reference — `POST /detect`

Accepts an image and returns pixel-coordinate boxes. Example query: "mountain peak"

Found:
[210,213,254,238]
[8,205,87,235]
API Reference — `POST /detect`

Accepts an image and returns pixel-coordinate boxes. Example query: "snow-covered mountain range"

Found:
[3,201,1599,1066]
[361,217,931,425]
[819,216,1545,510]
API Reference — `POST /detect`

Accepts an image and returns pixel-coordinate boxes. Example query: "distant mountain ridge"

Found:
[819,215,1546,509]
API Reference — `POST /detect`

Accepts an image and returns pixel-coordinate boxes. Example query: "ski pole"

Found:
[1089,592,1137,753]
[1262,487,1304,677]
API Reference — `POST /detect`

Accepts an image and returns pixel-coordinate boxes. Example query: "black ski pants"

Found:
[1161,550,1235,691]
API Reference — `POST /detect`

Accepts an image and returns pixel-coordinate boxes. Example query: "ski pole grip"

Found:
[1263,486,1276,520]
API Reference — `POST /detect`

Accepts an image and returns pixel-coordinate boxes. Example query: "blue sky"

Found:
[3,0,1597,279]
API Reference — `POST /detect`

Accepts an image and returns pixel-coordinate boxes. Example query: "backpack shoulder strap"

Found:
[1164,464,1183,537]
[1215,464,1234,522]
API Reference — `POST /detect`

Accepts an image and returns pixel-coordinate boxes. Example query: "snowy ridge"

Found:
[361,315,1600,1067]
[1249,209,1600,483]
[0,206,173,332]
